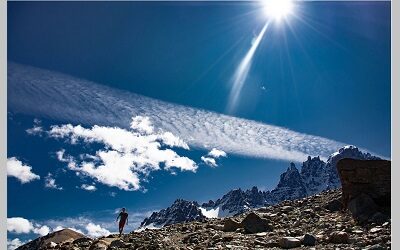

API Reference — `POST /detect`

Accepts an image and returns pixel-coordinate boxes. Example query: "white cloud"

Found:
[7,157,40,184]
[201,148,227,167]
[201,156,217,167]
[208,148,227,158]
[26,118,44,136]
[85,223,111,238]
[26,125,43,136]
[33,225,50,236]
[81,184,97,191]
[44,173,63,190]
[7,217,33,234]
[7,217,49,236]
[48,117,196,191]
[7,238,26,250]
[56,149,78,170]
[9,63,359,163]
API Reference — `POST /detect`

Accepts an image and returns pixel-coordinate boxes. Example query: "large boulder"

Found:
[347,193,379,222]
[240,212,272,234]
[337,159,390,223]
[223,218,242,232]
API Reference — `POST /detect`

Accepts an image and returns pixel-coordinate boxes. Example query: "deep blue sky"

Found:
[7,1,390,242]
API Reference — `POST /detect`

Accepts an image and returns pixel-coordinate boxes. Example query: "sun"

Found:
[262,0,294,22]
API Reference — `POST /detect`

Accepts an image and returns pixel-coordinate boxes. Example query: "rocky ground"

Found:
[21,189,391,250]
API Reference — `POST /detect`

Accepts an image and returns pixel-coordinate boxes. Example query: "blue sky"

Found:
[7,1,390,245]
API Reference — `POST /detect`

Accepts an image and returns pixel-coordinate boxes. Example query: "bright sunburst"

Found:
[262,0,294,21]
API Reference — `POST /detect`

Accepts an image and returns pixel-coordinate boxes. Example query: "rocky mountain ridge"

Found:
[18,188,391,250]
[141,145,381,228]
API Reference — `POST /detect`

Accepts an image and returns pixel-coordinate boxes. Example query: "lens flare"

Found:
[226,22,269,114]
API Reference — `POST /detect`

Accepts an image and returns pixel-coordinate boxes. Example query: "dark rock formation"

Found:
[337,158,390,223]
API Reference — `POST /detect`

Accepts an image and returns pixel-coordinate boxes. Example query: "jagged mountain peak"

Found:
[140,146,382,228]
[328,145,379,165]
[140,199,205,228]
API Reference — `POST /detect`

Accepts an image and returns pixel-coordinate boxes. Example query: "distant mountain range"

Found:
[140,145,380,228]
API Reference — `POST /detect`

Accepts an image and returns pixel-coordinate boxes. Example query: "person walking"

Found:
[116,207,129,237]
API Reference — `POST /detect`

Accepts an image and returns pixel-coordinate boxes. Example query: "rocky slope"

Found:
[19,189,391,250]
[141,145,381,227]
[16,228,85,250]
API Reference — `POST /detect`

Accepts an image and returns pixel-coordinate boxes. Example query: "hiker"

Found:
[116,207,129,236]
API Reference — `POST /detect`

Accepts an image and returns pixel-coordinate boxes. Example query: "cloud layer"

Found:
[7,157,40,184]
[8,63,348,162]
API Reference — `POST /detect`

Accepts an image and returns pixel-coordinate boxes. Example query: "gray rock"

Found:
[72,237,93,246]
[302,233,316,246]
[241,212,272,234]
[89,240,110,250]
[365,243,387,250]
[279,237,301,249]
[109,239,125,248]
[329,231,349,244]
[324,199,343,212]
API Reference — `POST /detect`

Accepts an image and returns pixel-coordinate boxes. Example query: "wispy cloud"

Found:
[80,184,97,192]
[44,173,63,190]
[8,63,348,162]
[7,157,40,184]
[26,118,44,136]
